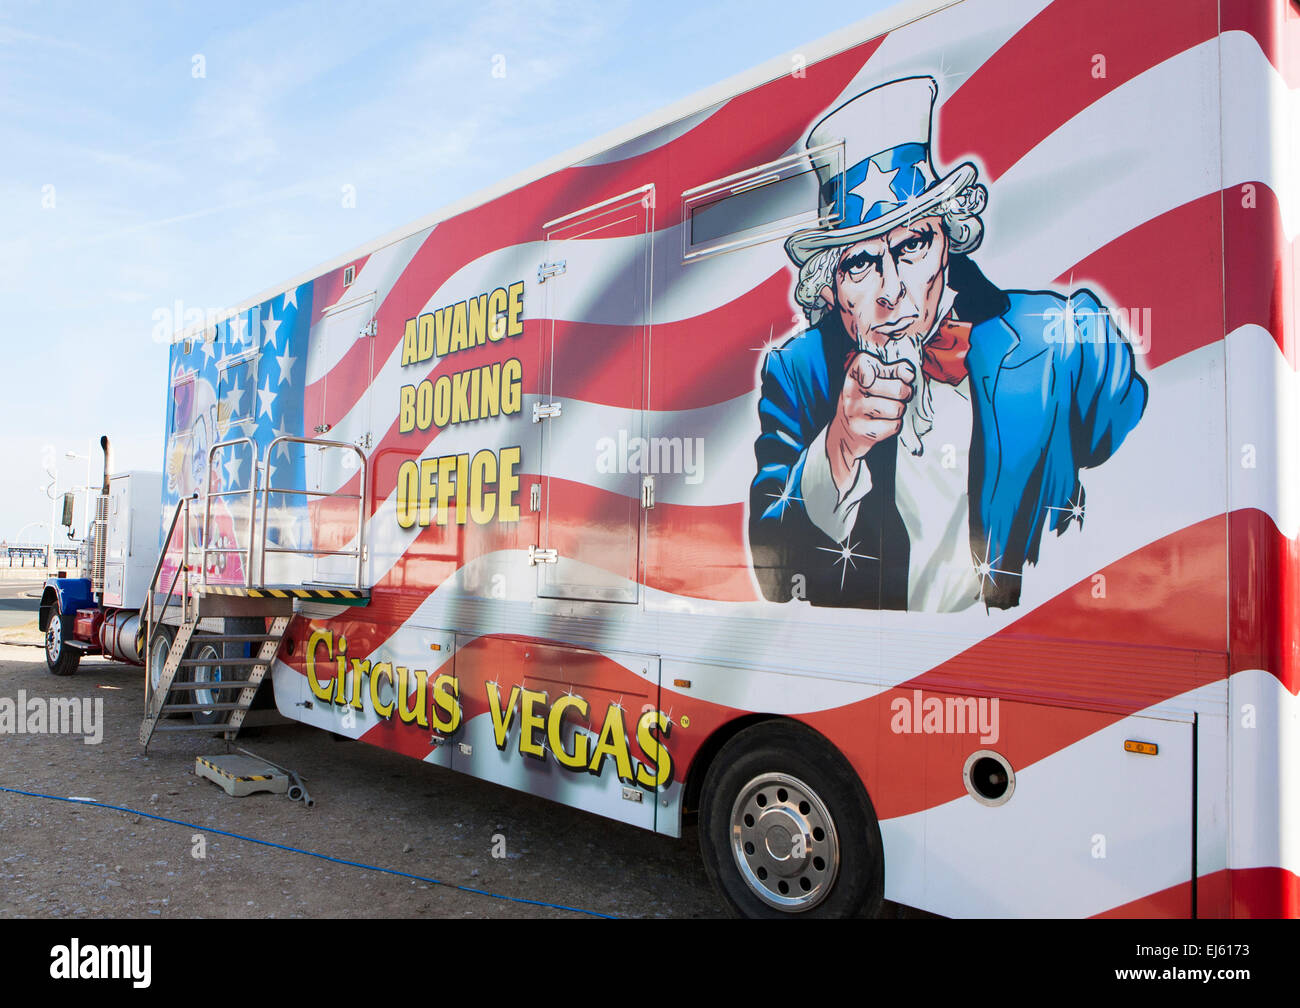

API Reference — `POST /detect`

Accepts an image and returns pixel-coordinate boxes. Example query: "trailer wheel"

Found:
[189,639,228,726]
[698,720,883,918]
[44,607,80,677]
[147,625,177,712]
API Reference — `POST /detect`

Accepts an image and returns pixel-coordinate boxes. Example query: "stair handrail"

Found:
[143,493,197,712]
[202,436,259,589]
[258,436,367,590]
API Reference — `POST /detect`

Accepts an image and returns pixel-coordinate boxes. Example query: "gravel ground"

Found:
[0,641,726,919]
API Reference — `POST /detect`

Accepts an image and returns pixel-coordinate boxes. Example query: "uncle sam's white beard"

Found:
[868,332,934,456]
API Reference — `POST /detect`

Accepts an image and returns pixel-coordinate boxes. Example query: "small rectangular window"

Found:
[682,141,844,262]
[170,372,195,434]
[166,371,197,496]
[217,352,258,433]
[344,264,356,286]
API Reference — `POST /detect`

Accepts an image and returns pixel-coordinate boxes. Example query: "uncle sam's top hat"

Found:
[785,76,978,266]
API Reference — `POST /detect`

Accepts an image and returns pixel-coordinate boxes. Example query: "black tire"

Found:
[224,617,274,711]
[44,607,81,676]
[698,720,884,918]
[146,624,179,715]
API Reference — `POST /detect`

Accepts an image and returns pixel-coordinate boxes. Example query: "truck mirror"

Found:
[61,491,75,530]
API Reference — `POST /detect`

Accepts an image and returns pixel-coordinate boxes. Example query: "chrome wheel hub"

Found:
[192,644,222,712]
[46,614,61,663]
[730,772,840,911]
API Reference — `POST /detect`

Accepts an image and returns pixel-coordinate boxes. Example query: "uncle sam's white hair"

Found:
[794,182,988,325]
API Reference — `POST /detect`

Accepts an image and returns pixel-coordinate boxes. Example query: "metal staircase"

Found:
[139,437,368,750]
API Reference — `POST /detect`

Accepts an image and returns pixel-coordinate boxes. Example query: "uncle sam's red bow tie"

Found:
[921,314,971,385]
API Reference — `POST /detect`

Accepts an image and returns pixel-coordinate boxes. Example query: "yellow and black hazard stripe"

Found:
[195,756,273,783]
[199,585,367,602]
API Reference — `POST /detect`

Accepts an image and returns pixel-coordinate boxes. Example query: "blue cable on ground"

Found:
[0,784,618,919]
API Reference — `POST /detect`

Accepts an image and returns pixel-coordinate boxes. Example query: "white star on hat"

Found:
[849,158,901,215]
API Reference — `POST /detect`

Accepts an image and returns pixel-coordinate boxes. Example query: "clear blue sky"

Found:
[0,0,894,543]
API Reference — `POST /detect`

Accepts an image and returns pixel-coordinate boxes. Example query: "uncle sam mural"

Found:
[749,76,1147,611]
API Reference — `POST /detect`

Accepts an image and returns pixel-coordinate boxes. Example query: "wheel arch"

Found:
[38,586,58,632]
[682,713,868,817]
[38,577,94,632]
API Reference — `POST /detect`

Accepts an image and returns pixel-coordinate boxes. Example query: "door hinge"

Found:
[359,320,377,338]
[537,260,566,283]
[641,475,655,509]
[357,433,373,449]
[528,545,558,565]
[532,401,562,422]
[530,483,541,512]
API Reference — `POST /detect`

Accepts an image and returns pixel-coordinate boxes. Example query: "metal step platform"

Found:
[200,584,369,604]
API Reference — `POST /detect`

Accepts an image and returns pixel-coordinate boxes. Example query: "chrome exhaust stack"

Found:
[88,435,112,591]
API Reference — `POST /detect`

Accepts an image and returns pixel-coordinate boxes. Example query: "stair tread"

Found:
[191,634,280,642]
[147,723,233,733]
[176,657,273,666]
[162,680,259,690]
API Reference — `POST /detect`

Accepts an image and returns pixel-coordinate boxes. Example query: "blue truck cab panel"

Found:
[38,577,95,632]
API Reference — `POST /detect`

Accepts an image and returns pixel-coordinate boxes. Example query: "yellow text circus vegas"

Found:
[305,630,674,790]
[394,278,527,530]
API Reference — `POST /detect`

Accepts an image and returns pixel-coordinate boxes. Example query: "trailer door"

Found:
[535,188,652,603]
[306,291,375,586]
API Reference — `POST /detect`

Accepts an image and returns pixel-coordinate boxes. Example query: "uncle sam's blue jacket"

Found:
[748,255,1148,610]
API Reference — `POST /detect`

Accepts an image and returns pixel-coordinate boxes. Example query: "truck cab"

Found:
[39,468,162,675]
